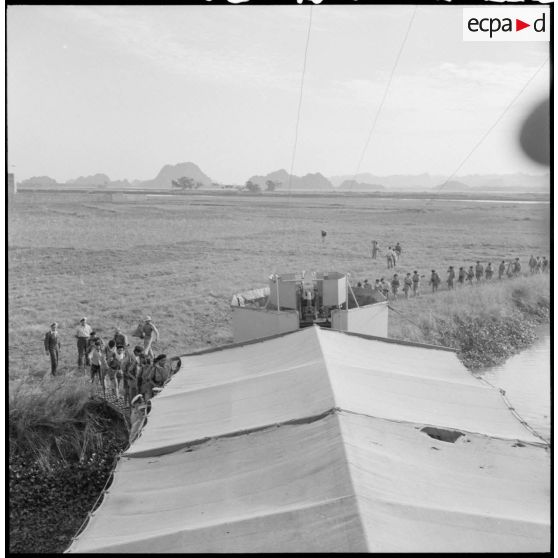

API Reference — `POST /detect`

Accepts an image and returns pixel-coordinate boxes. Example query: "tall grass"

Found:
[9,375,129,553]
[9,374,128,470]
[389,274,550,369]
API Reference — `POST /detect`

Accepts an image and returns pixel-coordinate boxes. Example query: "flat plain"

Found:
[8,191,550,382]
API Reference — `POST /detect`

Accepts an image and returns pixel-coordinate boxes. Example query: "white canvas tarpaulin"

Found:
[68,326,549,553]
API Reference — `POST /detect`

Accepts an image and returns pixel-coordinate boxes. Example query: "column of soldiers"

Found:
[355,254,549,301]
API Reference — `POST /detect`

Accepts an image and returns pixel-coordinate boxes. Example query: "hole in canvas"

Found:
[421,426,464,443]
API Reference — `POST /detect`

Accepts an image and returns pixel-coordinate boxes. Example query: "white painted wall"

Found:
[232,306,300,343]
[331,302,388,337]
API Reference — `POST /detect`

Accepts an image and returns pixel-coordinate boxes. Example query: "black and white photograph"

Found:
[7,1,551,553]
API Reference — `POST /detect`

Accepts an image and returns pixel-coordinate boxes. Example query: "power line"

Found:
[287,5,314,195]
[352,5,418,181]
[279,5,314,260]
[426,56,550,205]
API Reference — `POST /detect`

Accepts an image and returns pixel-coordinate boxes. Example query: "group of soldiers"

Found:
[44,316,176,407]
[355,254,549,300]
[370,240,402,269]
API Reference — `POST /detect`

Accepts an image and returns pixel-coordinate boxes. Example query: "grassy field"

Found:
[8,191,550,382]
[8,191,550,553]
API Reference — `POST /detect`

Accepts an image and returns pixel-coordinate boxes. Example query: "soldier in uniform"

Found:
[475,261,484,282]
[498,260,506,280]
[403,273,412,299]
[391,274,400,299]
[371,240,378,259]
[446,266,455,289]
[457,267,466,286]
[529,255,537,273]
[412,270,420,296]
[75,317,92,369]
[429,270,441,293]
[141,316,160,361]
[44,322,61,376]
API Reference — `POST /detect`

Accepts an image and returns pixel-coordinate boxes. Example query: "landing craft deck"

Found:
[67,327,549,553]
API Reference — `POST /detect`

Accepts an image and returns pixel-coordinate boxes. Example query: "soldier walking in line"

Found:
[446,266,455,290]
[44,322,61,376]
[457,266,466,287]
[403,272,412,299]
[529,255,537,273]
[512,257,521,277]
[412,270,420,296]
[475,261,484,282]
[391,274,400,299]
[386,247,394,269]
[75,317,92,370]
[371,240,378,259]
[394,242,402,262]
[542,256,549,273]
[466,266,475,285]
[429,270,441,293]
[535,256,542,273]
[498,260,506,280]
[506,260,514,278]
[485,262,494,280]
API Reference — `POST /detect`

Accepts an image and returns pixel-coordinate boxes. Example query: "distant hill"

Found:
[66,174,111,187]
[248,169,334,191]
[330,172,550,192]
[140,162,213,189]
[457,173,549,191]
[18,176,59,188]
[330,173,439,189]
[338,180,386,191]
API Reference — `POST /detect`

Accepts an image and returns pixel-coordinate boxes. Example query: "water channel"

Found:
[477,326,551,442]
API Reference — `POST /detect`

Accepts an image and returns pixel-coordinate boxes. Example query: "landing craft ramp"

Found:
[67,327,549,553]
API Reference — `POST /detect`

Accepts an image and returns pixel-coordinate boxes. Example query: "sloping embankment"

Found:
[388,274,550,370]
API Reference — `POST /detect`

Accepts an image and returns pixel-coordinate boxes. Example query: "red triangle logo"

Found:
[516,19,530,32]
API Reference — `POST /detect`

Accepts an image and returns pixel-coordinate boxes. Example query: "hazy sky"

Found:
[7,4,550,184]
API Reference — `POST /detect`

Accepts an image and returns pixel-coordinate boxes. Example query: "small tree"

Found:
[171,177,195,190]
[265,180,281,192]
[245,180,261,192]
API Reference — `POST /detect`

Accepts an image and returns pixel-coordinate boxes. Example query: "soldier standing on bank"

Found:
[44,322,61,376]
[75,317,92,369]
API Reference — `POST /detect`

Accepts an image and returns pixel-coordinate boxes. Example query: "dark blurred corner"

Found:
[518,98,550,252]
[519,98,550,166]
